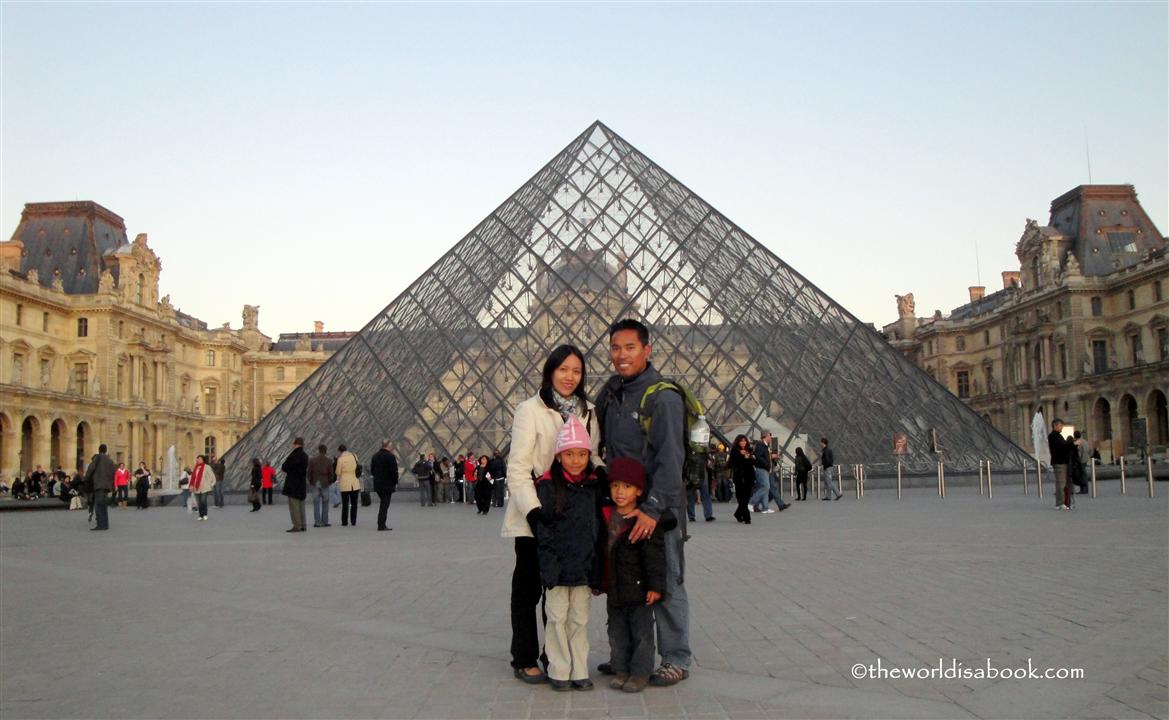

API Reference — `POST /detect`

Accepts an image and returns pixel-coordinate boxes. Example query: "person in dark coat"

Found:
[84,444,116,530]
[281,437,309,532]
[600,458,676,693]
[728,435,755,524]
[475,455,494,515]
[371,440,399,531]
[134,467,150,509]
[793,447,812,501]
[249,458,263,512]
[489,450,507,508]
[210,453,226,509]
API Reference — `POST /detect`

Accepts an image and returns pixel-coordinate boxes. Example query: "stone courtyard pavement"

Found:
[1,481,1166,720]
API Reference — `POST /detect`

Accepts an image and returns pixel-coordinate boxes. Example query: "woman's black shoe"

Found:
[513,667,546,684]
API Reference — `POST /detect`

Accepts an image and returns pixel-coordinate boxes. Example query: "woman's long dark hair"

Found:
[538,344,589,410]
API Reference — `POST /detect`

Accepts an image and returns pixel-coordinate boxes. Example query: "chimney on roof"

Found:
[313,320,324,334]
[968,286,986,303]
[1001,271,1020,290]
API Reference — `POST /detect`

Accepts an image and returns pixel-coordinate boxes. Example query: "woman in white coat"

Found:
[501,345,600,685]
[335,444,361,527]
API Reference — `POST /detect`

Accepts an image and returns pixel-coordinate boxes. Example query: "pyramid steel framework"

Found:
[222,122,1030,489]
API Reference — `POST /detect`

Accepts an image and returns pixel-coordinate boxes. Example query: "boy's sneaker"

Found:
[609,674,628,690]
[622,675,649,693]
[649,663,689,686]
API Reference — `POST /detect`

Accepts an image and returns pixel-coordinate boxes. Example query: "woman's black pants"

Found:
[510,537,545,670]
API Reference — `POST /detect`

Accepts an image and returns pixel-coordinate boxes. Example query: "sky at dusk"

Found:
[2,3,1166,338]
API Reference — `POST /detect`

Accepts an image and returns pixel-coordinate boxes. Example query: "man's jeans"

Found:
[418,479,433,507]
[822,466,841,498]
[655,516,691,669]
[767,474,789,509]
[748,468,770,510]
[213,481,224,508]
[687,480,713,521]
[313,484,331,526]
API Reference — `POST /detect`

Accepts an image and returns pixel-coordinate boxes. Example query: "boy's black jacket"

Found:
[602,507,677,607]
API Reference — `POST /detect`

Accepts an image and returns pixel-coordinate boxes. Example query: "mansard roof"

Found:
[9,201,129,294]
[1048,185,1166,276]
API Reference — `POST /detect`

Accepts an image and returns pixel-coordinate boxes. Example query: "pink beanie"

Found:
[555,415,591,455]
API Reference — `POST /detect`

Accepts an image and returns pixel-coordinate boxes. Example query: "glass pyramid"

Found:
[223,121,1030,488]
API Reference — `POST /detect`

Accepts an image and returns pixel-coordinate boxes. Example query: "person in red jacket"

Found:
[463,453,477,505]
[113,463,131,508]
[260,462,276,505]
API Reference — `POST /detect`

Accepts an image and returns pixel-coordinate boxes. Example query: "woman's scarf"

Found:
[552,392,580,422]
[190,463,205,492]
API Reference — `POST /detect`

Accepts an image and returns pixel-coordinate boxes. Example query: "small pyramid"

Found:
[224,122,1029,487]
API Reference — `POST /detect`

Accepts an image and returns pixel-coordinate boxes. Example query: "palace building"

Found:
[0,201,350,484]
[883,185,1168,462]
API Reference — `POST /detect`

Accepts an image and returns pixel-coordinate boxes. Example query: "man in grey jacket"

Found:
[596,318,691,687]
[84,444,115,531]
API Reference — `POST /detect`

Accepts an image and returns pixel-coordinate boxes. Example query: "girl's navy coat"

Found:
[534,468,603,590]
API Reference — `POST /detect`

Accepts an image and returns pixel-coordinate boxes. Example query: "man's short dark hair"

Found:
[293,437,304,446]
[318,444,327,453]
[820,437,828,445]
[1052,418,1064,427]
[609,318,649,345]
[98,443,107,453]
[338,444,347,452]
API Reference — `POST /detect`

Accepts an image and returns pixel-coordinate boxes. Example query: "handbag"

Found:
[248,488,259,504]
[360,490,372,507]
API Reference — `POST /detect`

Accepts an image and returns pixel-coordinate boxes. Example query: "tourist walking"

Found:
[260,461,275,504]
[281,437,309,532]
[134,462,151,509]
[437,457,452,504]
[412,455,433,507]
[113,462,130,508]
[1072,430,1090,494]
[475,455,494,515]
[308,445,334,527]
[189,455,216,521]
[819,438,843,501]
[335,444,361,527]
[249,458,263,512]
[371,440,399,531]
[535,415,602,691]
[84,444,115,531]
[595,318,691,687]
[489,450,508,508]
[502,344,600,686]
[210,453,226,509]
[1049,419,1074,510]
[793,447,812,501]
[729,435,755,523]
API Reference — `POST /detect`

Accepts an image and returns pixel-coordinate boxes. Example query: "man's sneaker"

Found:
[762,509,776,514]
[649,662,689,686]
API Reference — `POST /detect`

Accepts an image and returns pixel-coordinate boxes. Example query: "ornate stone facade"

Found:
[0,201,345,483]
[883,185,1169,462]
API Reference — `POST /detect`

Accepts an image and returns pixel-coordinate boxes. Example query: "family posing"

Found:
[502,319,691,692]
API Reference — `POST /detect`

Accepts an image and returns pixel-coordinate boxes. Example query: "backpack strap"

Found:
[638,381,683,450]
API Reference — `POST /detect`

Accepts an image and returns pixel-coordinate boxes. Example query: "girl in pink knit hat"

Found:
[533,414,604,691]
